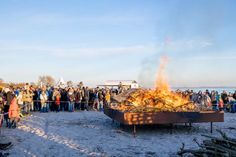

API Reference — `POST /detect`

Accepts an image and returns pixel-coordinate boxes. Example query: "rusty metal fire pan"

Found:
[104,107,224,125]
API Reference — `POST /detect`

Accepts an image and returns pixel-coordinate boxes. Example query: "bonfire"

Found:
[111,57,199,112]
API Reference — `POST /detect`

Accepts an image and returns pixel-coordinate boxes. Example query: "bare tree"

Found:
[38,75,55,87]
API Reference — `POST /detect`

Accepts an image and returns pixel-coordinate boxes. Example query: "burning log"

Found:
[111,56,213,113]
[111,88,201,113]
[178,130,236,156]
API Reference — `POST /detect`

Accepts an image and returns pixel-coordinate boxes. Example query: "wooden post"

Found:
[170,124,173,134]
[210,122,213,133]
[120,123,124,129]
[189,123,192,127]
[133,125,136,137]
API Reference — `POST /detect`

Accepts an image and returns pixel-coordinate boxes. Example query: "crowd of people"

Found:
[177,89,236,112]
[0,82,236,129]
[0,83,115,129]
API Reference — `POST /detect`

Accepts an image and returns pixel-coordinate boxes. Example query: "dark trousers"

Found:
[33,101,39,111]
[9,117,19,128]
[4,113,9,127]
[75,102,81,110]
[60,102,65,111]
[55,105,60,112]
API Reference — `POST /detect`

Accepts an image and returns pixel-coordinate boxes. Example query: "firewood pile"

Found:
[178,130,236,156]
[111,89,201,112]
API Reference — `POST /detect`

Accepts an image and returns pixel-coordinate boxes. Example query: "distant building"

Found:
[98,80,139,89]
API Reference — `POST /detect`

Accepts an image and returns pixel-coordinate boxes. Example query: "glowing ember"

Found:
[111,56,199,112]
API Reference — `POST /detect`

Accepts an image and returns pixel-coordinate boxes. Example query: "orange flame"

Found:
[155,56,169,91]
[112,56,199,112]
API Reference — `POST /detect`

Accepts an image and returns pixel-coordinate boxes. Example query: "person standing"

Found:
[33,88,40,111]
[83,87,90,111]
[118,82,123,94]
[40,91,48,112]
[74,88,82,110]
[211,91,217,110]
[17,91,24,114]
[233,91,236,100]
[52,88,60,112]
[67,88,75,112]
[8,96,20,128]
[105,89,111,107]
[92,89,99,110]
[60,89,67,111]
[23,90,33,113]
[215,91,221,111]
[46,86,53,112]
[55,91,61,112]
[218,97,224,111]
[203,92,212,109]
[221,91,229,110]
[4,88,14,127]
[29,89,34,112]
[98,90,104,111]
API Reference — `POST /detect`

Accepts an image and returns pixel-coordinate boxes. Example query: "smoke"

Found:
[138,0,228,87]
[138,55,159,88]
[138,39,171,88]
[155,56,169,90]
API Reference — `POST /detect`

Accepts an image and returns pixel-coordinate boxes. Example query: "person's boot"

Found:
[5,120,9,128]
[8,121,13,129]
[12,125,16,129]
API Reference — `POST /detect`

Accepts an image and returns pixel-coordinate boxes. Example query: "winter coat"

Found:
[105,93,111,103]
[68,92,75,102]
[221,93,229,104]
[23,91,33,103]
[53,91,61,105]
[204,95,212,107]
[8,98,20,119]
[33,90,39,101]
[98,92,103,102]
[219,98,224,108]
[17,94,24,105]
[75,91,82,103]
[52,90,60,101]
[61,91,68,101]
[40,93,48,105]
[83,89,90,101]
[55,94,61,106]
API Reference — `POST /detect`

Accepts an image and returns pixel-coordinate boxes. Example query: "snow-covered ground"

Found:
[1,111,235,157]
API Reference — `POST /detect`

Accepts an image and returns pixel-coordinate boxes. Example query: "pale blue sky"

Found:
[0,0,235,87]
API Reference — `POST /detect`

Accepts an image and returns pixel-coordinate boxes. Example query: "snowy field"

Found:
[1,111,235,157]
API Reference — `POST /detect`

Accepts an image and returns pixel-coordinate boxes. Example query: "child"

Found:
[8,96,20,128]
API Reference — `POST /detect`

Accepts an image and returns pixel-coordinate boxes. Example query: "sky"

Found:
[0,0,236,87]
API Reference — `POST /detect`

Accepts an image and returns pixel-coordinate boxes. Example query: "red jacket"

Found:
[8,98,20,119]
[219,99,224,108]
